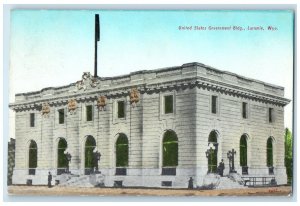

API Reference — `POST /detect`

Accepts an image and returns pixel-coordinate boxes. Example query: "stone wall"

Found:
[196,87,287,185]
[11,62,289,187]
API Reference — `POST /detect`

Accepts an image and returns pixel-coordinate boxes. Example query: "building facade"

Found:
[10,62,290,188]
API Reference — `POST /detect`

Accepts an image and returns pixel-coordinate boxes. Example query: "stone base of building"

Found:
[12,167,287,188]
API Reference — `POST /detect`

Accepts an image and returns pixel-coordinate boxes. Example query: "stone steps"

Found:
[58,174,105,188]
[216,176,246,189]
[59,176,94,187]
[216,173,248,189]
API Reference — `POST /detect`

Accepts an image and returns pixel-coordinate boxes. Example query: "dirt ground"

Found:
[7,185,292,196]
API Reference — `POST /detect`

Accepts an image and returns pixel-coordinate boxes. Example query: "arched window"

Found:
[267,137,273,167]
[162,130,178,167]
[29,140,37,175]
[85,136,96,174]
[57,138,68,175]
[207,131,218,173]
[116,134,129,167]
[240,135,247,167]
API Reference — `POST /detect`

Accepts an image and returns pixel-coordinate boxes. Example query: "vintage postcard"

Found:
[7,9,294,198]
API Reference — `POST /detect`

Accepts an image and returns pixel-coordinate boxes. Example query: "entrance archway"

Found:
[267,137,274,175]
[207,131,218,173]
[240,134,248,174]
[84,135,96,175]
[28,140,37,175]
[115,133,129,175]
[161,130,178,176]
[57,138,68,175]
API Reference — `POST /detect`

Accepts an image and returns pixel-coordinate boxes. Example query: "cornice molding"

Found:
[9,77,290,112]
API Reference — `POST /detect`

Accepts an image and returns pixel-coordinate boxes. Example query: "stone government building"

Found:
[10,62,290,188]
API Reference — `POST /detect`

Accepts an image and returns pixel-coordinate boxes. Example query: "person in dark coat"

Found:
[218,159,225,177]
[48,172,52,188]
[93,150,101,173]
[188,177,194,189]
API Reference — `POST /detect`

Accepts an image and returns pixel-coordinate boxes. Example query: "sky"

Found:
[9,10,294,138]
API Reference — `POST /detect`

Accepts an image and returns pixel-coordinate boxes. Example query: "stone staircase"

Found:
[57,173,105,188]
[216,176,246,189]
[202,173,247,189]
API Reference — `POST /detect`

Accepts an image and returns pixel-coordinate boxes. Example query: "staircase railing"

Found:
[241,176,277,187]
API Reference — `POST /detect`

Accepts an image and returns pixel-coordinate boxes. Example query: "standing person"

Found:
[218,159,225,177]
[48,172,52,188]
[93,149,101,173]
[188,177,193,189]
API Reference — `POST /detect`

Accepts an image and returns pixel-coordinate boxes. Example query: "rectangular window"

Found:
[115,168,127,176]
[161,181,172,186]
[114,181,123,187]
[242,102,248,119]
[26,179,33,185]
[161,168,176,176]
[118,101,125,118]
[30,113,35,127]
[269,108,274,123]
[86,105,93,121]
[212,96,217,114]
[164,95,173,114]
[58,109,64,124]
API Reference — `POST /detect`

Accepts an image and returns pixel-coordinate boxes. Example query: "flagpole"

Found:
[94,14,100,78]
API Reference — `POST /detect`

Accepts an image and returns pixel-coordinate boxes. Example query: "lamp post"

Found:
[205,143,218,173]
[227,149,236,173]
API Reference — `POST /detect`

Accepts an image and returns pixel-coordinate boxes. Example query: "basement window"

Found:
[161,181,172,187]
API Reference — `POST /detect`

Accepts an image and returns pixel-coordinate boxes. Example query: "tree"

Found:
[284,128,293,185]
